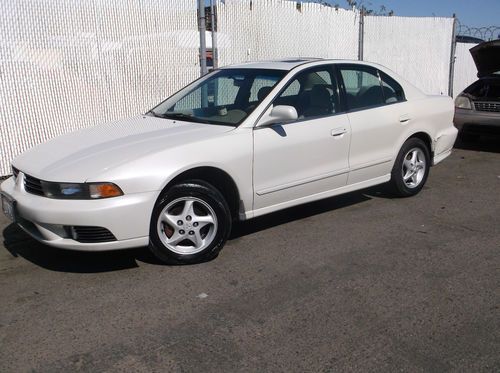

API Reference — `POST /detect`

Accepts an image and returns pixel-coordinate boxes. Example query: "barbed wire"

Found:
[457,20,500,41]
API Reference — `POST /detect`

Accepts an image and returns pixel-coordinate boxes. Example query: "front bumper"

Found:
[454,108,500,132]
[0,174,157,251]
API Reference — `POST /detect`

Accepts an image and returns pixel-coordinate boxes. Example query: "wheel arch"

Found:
[158,166,242,221]
[404,131,434,159]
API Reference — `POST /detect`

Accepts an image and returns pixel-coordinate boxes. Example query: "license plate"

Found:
[1,193,16,222]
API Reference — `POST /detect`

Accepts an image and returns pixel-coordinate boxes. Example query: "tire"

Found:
[149,179,232,264]
[389,138,430,197]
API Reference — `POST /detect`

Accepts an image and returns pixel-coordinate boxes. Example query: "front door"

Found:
[253,65,351,214]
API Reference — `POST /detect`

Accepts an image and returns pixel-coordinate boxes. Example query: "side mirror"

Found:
[257,105,298,127]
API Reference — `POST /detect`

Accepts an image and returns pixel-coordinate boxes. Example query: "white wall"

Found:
[363,16,455,96]
[453,42,478,97]
[216,0,360,66]
[0,0,200,176]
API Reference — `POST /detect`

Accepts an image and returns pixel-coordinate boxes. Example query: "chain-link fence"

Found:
[0,0,473,176]
[0,0,200,176]
[453,41,478,98]
[363,15,455,96]
[216,0,360,64]
[452,20,499,98]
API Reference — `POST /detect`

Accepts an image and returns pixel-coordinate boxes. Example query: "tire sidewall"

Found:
[391,138,431,197]
[149,180,231,264]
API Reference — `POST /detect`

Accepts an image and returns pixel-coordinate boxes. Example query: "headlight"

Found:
[41,182,123,199]
[455,95,472,110]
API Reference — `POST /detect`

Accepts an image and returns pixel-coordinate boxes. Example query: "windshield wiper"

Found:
[148,111,209,124]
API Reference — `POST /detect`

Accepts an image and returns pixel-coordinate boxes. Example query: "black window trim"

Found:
[335,63,407,113]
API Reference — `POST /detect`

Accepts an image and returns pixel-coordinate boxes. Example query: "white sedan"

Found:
[1,59,458,263]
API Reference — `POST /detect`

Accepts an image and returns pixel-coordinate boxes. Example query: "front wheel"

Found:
[389,138,430,197]
[149,180,231,264]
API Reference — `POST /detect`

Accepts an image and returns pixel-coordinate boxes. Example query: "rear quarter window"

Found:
[379,71,406,103]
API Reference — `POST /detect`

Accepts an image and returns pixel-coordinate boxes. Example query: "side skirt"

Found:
[243,174,391,220]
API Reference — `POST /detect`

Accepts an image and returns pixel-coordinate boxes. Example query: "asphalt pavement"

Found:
[1,138,499,372]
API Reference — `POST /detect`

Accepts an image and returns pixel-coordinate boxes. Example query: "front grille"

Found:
[72,226,117,243]
[474,101,500,112]
[24,174,44,196]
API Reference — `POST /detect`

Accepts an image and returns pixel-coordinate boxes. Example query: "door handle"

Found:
[331,128,347,137]
[399,114,411,123]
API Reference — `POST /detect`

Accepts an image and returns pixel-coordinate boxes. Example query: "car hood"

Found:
[13,115,233,182]
[470,40,500,77]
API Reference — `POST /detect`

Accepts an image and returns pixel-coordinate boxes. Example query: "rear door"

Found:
[337,64,408,184]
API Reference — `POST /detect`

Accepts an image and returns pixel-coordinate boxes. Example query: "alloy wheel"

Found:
[157,197,218,255]
[402,147,426,188]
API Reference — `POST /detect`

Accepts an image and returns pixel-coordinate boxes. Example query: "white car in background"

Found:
[1,59,458,264]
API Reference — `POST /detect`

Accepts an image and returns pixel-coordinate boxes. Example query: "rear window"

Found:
[339,66,384,110]
[379,71,405,103]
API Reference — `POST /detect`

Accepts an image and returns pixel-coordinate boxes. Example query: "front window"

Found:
[272,66,341,119]
[150,69,286,126]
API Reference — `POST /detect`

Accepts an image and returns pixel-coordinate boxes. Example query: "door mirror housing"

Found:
[257,105,298,127]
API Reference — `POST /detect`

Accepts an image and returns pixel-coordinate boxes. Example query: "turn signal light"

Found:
[89,183,123,199]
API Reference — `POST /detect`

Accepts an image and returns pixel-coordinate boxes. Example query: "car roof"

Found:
[220,58,372,71]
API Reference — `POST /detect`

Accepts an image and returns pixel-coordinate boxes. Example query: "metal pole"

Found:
[198,0,208,76]
[448,15,457,97]
[358,8,364,61]
[210,0,218,69]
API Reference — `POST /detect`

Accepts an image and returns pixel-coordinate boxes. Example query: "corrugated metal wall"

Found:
[453,42,478,97]
[363,15,455,96]
[0,0,199,176]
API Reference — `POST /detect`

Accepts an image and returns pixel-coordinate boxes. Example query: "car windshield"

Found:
[149,68,287,126]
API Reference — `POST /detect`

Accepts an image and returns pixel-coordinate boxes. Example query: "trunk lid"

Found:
[470,40,500,78]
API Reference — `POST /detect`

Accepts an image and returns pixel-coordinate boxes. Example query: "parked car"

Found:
[454,40,500,139]
[1,59,457,264]
[455,35,484,44]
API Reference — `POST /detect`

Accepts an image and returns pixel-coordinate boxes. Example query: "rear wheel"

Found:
[149,180,231,264]
[389,138,430,197]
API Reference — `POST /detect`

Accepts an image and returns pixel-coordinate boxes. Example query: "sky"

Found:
[320,0,500,28]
